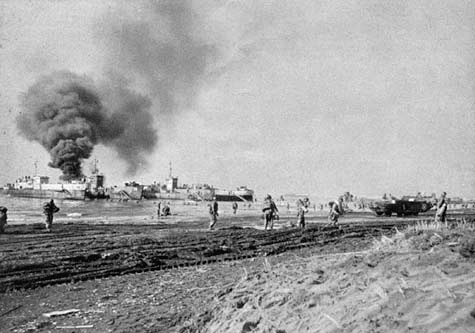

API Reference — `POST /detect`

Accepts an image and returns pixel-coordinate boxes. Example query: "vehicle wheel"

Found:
[421,203,428,211]
[384,211,392,217]
[376,212,384,216]
[397,213,403,217]
[413,212,419,216]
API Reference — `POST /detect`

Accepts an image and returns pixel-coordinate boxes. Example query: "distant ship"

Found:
[3,174,106,201]
[2,160,109,201]
[2,162,254,202]
[107,181,143,201]
[213,186,254,202]
[143,181,254,202]
[142,163,254,202]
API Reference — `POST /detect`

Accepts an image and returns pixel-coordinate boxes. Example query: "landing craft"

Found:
[107,181,144,201]
[213,186,254,202]
[3,177,87,200]
[1,159,109,200]
[2,170,108,201]
[141,163,254,202]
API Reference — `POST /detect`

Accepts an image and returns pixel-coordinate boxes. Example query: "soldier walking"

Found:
[262,194,278,230]
[208,198,219,230]
[43,199,59,232]
[297,198,309,228]
[435,192,448,227]
[328,197,344,226]
[162,202,171,216]
[232,201,238,214]
[0,206,7,234]
[157,201,162,219]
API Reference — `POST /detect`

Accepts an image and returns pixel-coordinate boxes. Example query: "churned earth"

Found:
[0,212,474,333]
[193,228,475,333]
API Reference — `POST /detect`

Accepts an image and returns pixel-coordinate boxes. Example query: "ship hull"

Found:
[214,194,254,202]
[143,192,205,201]
[5,189,85,200]
[152,193,188,200]
[143,191,253,202]
[108,186,144,201]
[85,191,109,200]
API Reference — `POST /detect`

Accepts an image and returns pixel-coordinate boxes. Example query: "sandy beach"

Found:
[1,205,475,333]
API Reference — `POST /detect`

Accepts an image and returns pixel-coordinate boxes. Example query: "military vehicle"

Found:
[369,199,432,217]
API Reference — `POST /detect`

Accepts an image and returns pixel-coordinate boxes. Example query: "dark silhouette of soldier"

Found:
[43,199,59,232]
[157,201,162,218]
[435,192,448,225]
[0,206,7,234]
[209,198,219,230]
[262,194,278,230]
[328,197,344,226]
[297,198,309,228]
[162,202,171,216]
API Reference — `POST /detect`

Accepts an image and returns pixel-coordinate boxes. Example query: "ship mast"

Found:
[169,161,172,178]
[91,159,99,175]
[34,160,38,176]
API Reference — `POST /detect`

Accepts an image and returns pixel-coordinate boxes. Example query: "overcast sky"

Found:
[0,0,474,199]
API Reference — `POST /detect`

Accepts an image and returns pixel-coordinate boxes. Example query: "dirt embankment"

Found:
[183,229,475,333]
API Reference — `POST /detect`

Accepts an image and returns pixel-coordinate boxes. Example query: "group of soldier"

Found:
[0,192,449,234]
[201,194,346,232]
[156,201,171,218]
[262,195,345,231]
[0,195,346,234]
[205,191,449,232]
[0,199,60,234]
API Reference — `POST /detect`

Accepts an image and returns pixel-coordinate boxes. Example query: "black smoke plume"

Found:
[98,0,216,115]
[17,71,157,180]
[17,1,217,180]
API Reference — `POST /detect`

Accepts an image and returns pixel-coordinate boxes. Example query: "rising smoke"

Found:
[98,0,217,115]
[17,0,217,180]
[17,71,157,180]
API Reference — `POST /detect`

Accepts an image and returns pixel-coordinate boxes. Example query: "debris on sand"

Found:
[459,237,475,258]
[241,317,261,332]
[0,305,23,317]
[42,309,80,317]
[56,325,93,329]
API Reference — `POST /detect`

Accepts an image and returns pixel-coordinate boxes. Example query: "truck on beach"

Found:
[369,199,432,217]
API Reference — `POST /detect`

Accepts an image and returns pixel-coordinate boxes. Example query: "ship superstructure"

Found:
[142,163,254,202]
[2,162,255,202]
[4,160,107,200]
[5,175,88,200]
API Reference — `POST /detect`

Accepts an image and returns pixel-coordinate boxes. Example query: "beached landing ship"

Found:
[142,164,254,202]
[107,181,144,201]
[213,186,254,202]
[3,173,107,201]
[142,181,254,202]
[142,179,254,202]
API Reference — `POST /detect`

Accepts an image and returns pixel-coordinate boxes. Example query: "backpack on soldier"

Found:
[43,202,51,214]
